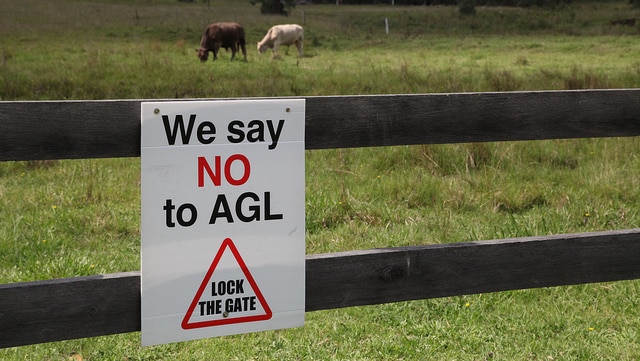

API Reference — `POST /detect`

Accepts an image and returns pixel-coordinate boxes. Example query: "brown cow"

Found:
[196,22,247,62]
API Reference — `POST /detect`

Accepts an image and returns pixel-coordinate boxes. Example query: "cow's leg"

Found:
[230,45,237,61]
[240,42,247,61]
[213,44,220,61]
[272,41,280,59]
[295,40,303,57]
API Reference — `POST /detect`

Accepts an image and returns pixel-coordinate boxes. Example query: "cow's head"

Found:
[196,48,209,62]
[257,43,268,54]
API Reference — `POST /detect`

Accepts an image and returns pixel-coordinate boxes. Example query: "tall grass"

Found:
[1,0,640,359]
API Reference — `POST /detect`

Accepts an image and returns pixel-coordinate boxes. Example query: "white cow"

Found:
[257,24,304,58]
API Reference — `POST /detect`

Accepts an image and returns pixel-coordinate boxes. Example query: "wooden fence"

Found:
[1,89,640,348]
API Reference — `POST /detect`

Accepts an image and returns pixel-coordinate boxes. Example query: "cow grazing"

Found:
[196,22,247,62]
[257,24,304,58]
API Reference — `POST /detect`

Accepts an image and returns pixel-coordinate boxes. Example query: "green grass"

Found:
[1,0,640,99]
[0,159,141,281]
[1,0,640,359]
[2,35,639,98]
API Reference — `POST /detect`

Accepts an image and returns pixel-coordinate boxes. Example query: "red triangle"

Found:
[181,238,272,330]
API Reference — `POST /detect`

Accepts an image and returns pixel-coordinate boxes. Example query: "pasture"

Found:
[1,0,640,360]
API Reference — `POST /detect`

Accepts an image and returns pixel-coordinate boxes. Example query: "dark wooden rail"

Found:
[1,89,640,348]
[2,229,640,348]
[2,89,639,161]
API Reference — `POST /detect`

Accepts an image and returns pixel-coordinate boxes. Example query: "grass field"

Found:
[1,0,640,359]
[2,0,640,99]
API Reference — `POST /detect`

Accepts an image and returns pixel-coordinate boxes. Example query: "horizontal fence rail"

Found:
[2,229,640,348]
[1,89,640,347]
[2,89,640,161]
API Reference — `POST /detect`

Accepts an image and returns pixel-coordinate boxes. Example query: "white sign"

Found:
[140,99,305,346]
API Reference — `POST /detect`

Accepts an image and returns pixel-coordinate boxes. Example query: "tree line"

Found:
[180,0,639,14]
[248,0,638,13]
